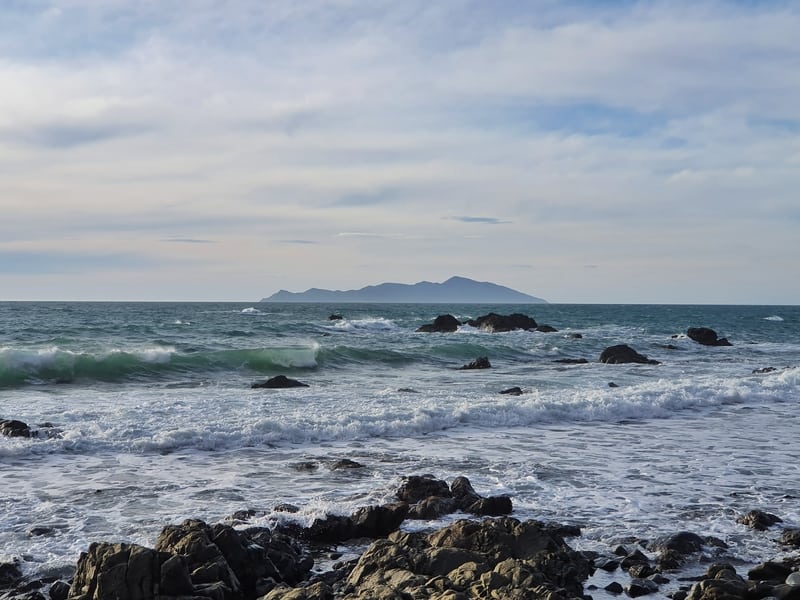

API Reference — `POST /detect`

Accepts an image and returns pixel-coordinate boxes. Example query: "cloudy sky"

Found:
[1,1,798,303]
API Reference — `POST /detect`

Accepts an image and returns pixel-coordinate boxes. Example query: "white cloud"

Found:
[0,0,797,302]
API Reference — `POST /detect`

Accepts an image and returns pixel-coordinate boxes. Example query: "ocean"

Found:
[1,302,798,593]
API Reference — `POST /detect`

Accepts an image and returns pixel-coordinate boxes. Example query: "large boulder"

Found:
[459,357,491,370]
[687,327,733,347]
[0,419,33,438]
[416,315,460,333]
[466,313,538,333]
[736,510,782,531]
[67,542,193,600]
[343,518,592,600]
[600,345,660,365]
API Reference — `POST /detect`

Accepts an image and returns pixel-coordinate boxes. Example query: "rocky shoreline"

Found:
[1,475,798,600]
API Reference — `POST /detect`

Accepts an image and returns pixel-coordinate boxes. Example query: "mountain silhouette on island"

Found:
[260,276,546,304]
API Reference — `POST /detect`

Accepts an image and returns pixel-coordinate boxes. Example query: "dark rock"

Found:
[499,387,523,395]
[620,549,650,571]
[290,461,318,471]
[406,496,457,520]
[597,558,621,572]
[329,459,364,470]
[605,581,624,594]
[536,324,558,333]
[568,333,583,339]
[459,356,491,370]
[626,577,659,597]
[629,563,658,578]
[466,313,538,333]
[397,475,452,503]
[0,419,33,438]
[0,558,23,587]
[553,358,589,364]
[780,528,800,547]
[685,563,748,600]
[328,314,343,321]
[464,496,513,517]
[416,315,460,333]
[748,561,793,582]
[397,388,418,393]
[608,381,619,387]
[753,367,778,374]
[687,327,733,347]
[736,510,782,531]
[28,527,57,538]
[274,504,300,514]
[650,532,706,555]
[68,542,192,600]
[600,344,660,365]
[48,581,70,600]
[351,503,409,538]
[252,375,309,389]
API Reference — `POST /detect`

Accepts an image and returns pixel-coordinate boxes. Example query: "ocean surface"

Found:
[1,302,798,591]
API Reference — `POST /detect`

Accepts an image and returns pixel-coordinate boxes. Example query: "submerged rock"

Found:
[500,386,523,395]
[600,344,660,365]
[459,356,491,370]
[687,327,733,347]
[252,375,309,389]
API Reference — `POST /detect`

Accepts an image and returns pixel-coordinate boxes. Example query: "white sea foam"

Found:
[241,307,261,314]
[764,315,784,321]
[331,317,399,332]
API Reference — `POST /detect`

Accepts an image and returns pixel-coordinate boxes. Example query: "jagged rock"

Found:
[251,375,309,389]
[599,344,660,365]
[416,315,460,333]
[687,327,733,347]
[736,510,782,531]
[66,542,192,600]
[0,419,33,438]
[406,496,458,520]
[397,475,452,504]
[780,529,800,547]
[459,357,491,370]
[685,563,748,600]
[466,313,538,333]
[343,518,592,600]
[605,581,624,594]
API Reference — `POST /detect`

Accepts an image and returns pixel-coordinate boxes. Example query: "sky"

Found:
[1,1,798,303]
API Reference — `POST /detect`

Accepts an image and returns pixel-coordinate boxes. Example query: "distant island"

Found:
[260,276,547,304]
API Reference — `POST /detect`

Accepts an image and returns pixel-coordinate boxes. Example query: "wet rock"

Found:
[650,532,706,555]
[328,314,343,321]
[626,578,659,597]
[736,509,782,531]
[48,581,70,600]
[567,333,583,339]
[0,558,23,587]
[397,475,452,504]
[406,496,457,520]
[608,382,619,388]
[499,387,523,395]
[459,356,491,370]
[752,367,778,374]
[780,529,800,547]
[416,315,460,333]
[252,375,309,389]
[328,459,364,470]
[687,327,732,347]
[465,313,538,333]
[605,581,624,594]
[0,419,33,438]
[274,504,300,514]
[748,561,793,582]
[553,358,588,364]
[536,325,558,333]
[685,563,748,600]
[600,345,660,365]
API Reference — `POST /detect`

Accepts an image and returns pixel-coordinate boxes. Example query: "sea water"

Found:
[1,302,798,589]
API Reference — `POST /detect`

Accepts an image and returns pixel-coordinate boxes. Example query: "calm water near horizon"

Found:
[1,301,798,593]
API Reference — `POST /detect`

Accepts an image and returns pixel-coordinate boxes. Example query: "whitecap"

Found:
[763,315,784,321]
[241,307,261,314]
